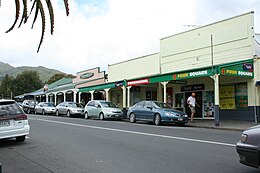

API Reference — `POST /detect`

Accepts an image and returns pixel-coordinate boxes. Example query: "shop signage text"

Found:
[127,78,150,86]
[221,68,253,77]
[173,69,211,80]
[181,84,205,92]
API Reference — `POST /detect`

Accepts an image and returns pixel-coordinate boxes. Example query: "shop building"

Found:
[106,12,260,122]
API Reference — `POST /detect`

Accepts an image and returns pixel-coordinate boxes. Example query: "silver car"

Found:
[84,100,123,120]
[56,102,84,117]
[35,102,56,115]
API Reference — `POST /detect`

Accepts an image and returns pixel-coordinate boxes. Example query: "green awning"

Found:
[79,83,117,92]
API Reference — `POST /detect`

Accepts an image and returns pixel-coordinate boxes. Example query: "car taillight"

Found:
[14,114,28,121]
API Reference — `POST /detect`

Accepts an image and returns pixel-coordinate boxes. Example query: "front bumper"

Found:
[236,143,260,168]
[161,116,188,124]
[105,113,123,119]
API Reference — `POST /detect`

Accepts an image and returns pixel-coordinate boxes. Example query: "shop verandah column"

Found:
[127,86,132,108]
[161,81,169,103]
[104,88,110,101]
[213,74,220,126]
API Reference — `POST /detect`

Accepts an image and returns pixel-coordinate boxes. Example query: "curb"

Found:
[186,124,245,131]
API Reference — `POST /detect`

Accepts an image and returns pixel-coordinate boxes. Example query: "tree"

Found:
[13,70,43,96]
[47,73,75,84]
[0,74,14,99]
[1,0,70,52]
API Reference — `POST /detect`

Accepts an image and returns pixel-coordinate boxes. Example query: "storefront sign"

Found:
[115,81,124,87]
[243,63,253,71]
[181,84,205,92]
[221,68,253,77]
[127,78,150,86]
[80,72,94,79]
[169,80,187,85]
[173,69,211,80]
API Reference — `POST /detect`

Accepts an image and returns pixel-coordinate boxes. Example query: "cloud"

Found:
[0,0,259,75]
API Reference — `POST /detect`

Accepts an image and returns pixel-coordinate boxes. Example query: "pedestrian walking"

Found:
[187,93,199,122]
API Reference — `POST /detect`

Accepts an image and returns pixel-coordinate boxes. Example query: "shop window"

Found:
[220,83,248,110]
[235,83,248,109]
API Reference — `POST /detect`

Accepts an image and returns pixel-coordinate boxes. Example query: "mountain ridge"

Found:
[0,61,65,83]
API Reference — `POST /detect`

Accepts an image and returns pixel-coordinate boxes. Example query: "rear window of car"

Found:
[0,101,23,117]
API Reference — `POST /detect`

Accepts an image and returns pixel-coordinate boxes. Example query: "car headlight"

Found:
[184,114,188,118]
[240,133,248,142]
[165,112,175,116]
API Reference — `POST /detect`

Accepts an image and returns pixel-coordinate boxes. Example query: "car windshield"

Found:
[68,103,82,108]
[100,101,117,108]
[28,100,36,105]
[68,103,78,108]
[0,102,23,116]
[43,103,54,107]
[153,102,172,109]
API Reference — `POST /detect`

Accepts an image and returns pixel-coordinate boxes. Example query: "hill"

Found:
[0,61,65,83]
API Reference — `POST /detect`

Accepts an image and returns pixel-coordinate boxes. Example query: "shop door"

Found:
[185,92,203,118]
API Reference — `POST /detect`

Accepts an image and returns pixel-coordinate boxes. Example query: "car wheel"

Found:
[154,114,161,126]
[16,135,26,142]
[129,113,136,123]
[67,110,71,117]
[56,110,59,116]
[42,109,45,115]
[99,113,104,120]
[84,112,89,119]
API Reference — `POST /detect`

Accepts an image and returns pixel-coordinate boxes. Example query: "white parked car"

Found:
[84,100,123,120]
[0,99,30,142]
[35,102,56,115]
[56,102,84,117]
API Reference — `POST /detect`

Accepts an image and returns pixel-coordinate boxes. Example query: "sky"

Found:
[0,0,260,75]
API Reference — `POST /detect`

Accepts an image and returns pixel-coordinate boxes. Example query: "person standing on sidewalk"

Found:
[187,93,198,122]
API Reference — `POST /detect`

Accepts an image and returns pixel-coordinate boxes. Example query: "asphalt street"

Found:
[0,114,259,173]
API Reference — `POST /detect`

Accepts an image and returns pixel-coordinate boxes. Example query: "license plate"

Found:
[178,118,183,121]
[0,121,10,127]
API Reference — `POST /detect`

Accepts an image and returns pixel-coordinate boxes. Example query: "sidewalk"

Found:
[187,119,260,131]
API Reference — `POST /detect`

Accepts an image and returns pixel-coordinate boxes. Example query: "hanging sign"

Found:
[181,84,205,92]
[127,78,150,86]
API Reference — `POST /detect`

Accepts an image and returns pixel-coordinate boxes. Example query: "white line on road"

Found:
[30,118,236,147]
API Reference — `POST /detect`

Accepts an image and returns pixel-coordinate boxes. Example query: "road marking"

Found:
[30,118,236,147]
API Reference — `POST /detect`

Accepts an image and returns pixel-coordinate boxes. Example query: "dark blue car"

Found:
[127,101,188,126]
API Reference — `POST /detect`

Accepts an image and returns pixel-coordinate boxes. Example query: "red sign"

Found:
[127,79,149,86]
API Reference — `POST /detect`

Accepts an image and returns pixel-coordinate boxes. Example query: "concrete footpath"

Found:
[187,119,260,131]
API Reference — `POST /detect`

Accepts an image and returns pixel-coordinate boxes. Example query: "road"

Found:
[0,114,259,173]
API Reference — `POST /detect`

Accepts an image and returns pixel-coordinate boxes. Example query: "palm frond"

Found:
[64,0,69,16]
[6,0,20,33]
[18,0,28,28]
[45,0,54,34]
[37,0,46,53]
[31,0,39,29]
[3,0,70,52]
